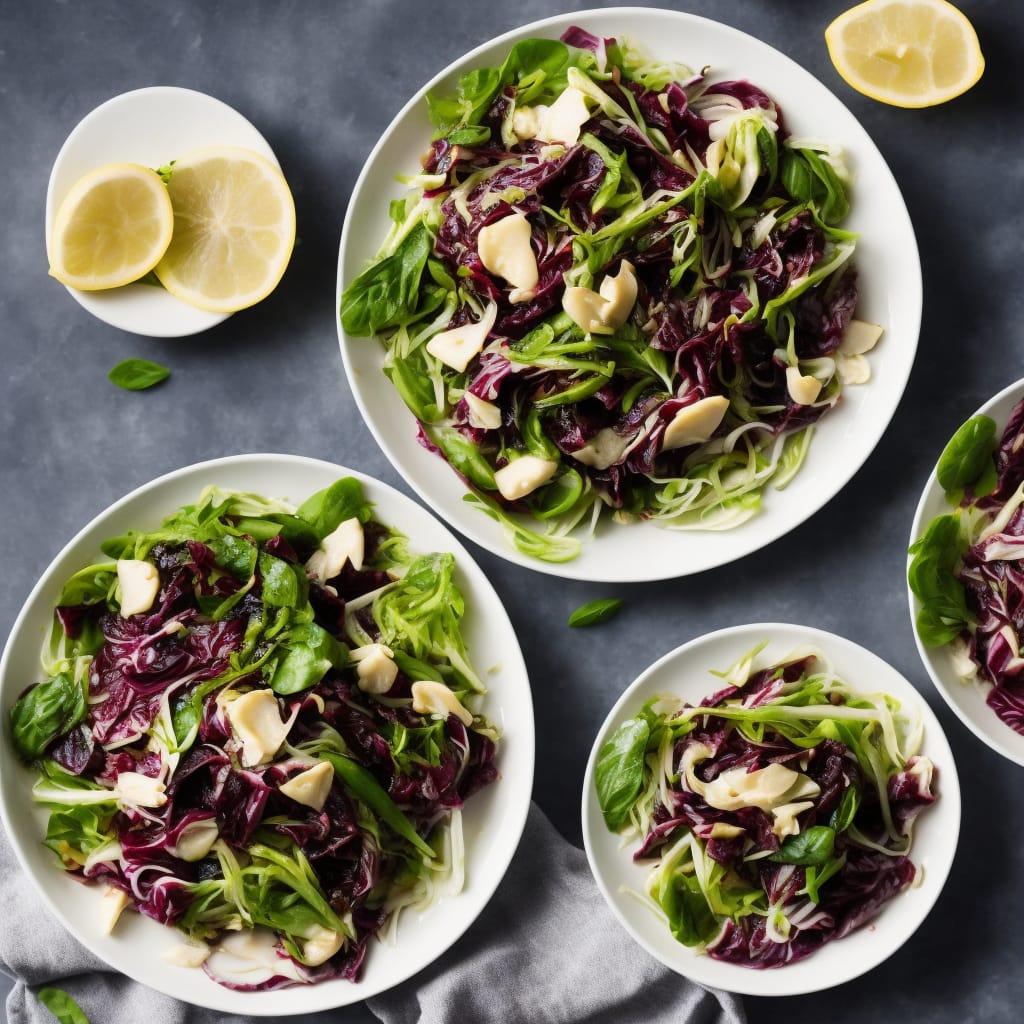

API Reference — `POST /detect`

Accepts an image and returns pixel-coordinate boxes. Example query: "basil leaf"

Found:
[907,513,972,646]
[37,987,91,1024]
[658,872,719,947]
[208,534,258,579]
[769,825,836,866]
[569,598,623,628]
[269,624,346,695]
[595,716,649,830]
[936,414,997,493]
[296,478,370,541]
[107,358,171,391]
[9,672,86,760]
[340,222,432,336]
[258,553,305,608]
[829,785,860,833]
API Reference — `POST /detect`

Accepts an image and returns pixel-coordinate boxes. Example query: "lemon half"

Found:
[154,147,296,313]
[49,163,174,290]
[825,0,984,108]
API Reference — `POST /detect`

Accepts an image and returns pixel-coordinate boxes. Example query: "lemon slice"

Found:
[48,163,174,290]
[825,0,984,108]
[155,147,296,313]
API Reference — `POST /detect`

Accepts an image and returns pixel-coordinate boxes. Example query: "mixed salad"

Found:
[341,27,880,562]
[595,643,936,966]
[909,397,1024,734]
[8,479,498,989]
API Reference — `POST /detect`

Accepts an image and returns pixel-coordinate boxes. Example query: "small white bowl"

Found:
[0,454,534,1015]
[908,377,1024,765]
[581,622,959,996]
[45,86,282,337]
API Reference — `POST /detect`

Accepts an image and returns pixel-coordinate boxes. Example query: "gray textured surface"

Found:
[0,0,1015,1021]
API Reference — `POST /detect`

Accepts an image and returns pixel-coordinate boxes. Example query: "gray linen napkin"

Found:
[0,803,745,1024]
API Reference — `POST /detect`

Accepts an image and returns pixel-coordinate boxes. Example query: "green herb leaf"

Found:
[339,222,432,336]
[10,672,86,760]
[907,512,972,646]
[296,477,371,542]
[594,716,649,831]
[658,872,720,946]
[936,414,997,493]
[569,598,624,628]
[769,825,836,866]
[37,988,91,1024]
[829,784,860,833]
[107,358,171,391]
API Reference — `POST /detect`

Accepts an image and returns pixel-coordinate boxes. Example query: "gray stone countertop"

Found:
[0,0,1016,1021]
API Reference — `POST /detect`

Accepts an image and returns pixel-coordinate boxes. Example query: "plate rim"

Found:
[580,621,960,996]
[0,452,535,1015]
[335,5,923,583]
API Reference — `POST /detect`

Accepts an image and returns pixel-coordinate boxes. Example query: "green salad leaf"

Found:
[107,358,170,391]
[568,597,623,628]
[936,414,997,493]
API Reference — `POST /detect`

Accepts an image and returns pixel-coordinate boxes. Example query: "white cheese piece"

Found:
[536,86,591,144]
[224,689,292,767]
[171,818,220,862]
[99,886,132,934]
[562,261,638,334]
[839,318,884,355]
[204,928,305,987]
[426,301,499,373]
[301,925,346,967]
[837,353,871,386]
[477,214,538,303]
[116,559,160,617]
[279,761,335,812]
[410,680,473,726]
[661,395,730,451]
[949,637,978,681]
[463,391,503,430]
[513,87,591,145]
[493,455,559,501]
[708,822,745,840]
[571,427,632,470]
[116,771,167,808]
[305,517,364,583]
[351,643,399,695]
[162,941,212,968]
[771,800,815,839]
[785,366,823,406]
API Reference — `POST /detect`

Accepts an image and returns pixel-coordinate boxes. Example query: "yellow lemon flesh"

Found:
[155,147,296,313]
[48,163,174,290]
[825,0,984,108]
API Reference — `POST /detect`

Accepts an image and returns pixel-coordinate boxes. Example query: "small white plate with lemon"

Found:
[45,86,296,338]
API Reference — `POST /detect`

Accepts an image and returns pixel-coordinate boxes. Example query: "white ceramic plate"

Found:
[0,454,534,1016]
[909,377,1024,765]
[45,86,281,337]
[335,6,921,582]
[581,622,959,996]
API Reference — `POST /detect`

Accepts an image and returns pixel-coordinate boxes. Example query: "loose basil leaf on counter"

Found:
[107,358,171,391]
[37,987,91,1024]
[936,414,997,492]
[569,598,623,628]
[595,716,649,831]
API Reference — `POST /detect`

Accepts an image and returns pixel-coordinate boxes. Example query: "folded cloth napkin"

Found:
[0,803,745,1024]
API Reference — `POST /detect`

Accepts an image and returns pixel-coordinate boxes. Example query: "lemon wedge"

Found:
[825,0,984,108]
[154,147,296,313]
[48,163,174,290]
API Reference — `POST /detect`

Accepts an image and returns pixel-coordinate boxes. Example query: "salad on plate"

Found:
[340,26,880,562]
[909,396,1024,735]
[7,478,498,990]
[594,642,936,966]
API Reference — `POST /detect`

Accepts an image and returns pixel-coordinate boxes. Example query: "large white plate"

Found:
[0,454,534,1016]
[908,378,1024,765]
[45,86,282,338]
[336,6,921,582]
[581,623,959,996]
